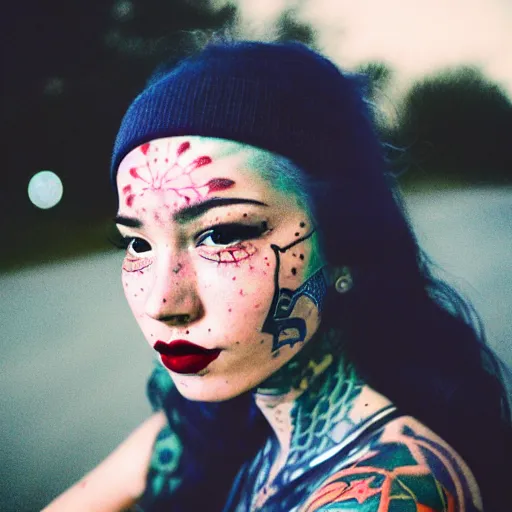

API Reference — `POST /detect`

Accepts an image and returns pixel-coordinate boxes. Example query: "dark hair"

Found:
[318,131,512,511]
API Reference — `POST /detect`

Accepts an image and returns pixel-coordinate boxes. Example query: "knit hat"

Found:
[111,41,414,264]
[111,41,382,179]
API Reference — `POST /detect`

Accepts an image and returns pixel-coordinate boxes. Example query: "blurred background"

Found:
[1,1,511,510]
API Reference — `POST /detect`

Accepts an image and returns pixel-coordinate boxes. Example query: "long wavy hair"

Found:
[306,90,512,511]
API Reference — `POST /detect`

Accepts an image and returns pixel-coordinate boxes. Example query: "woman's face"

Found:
[116,136,325,401]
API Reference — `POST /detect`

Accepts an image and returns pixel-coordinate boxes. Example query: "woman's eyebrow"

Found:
[114,215,142,228]
[113,198,267,228]
[173,197,268,224]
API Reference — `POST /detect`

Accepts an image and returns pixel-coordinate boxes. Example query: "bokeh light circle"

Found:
[28,171,64,209]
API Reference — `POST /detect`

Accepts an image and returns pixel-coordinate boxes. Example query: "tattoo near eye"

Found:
[122,257,152,273]
[196,223,268,247]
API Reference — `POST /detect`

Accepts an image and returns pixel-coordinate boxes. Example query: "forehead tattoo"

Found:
[120,140,235,208]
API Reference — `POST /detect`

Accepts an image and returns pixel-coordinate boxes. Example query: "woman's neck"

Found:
[254,328,393,481]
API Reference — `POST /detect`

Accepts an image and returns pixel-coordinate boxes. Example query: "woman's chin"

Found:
[171,373,254,403]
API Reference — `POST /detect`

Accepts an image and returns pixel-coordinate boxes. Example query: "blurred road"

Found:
[0,254,155,512]
[1,187,511,512]
[406,187,512,363]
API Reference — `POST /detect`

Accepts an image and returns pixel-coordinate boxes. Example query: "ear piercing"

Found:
[335,267,353,294]
[172,263,183,274]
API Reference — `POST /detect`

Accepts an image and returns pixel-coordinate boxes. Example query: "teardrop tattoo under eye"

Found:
[123,256,153,273]
[198,242,258,263]
[196,221,269,264]
[113,235,153,272]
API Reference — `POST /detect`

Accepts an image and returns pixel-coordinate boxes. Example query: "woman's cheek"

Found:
[198,250,273,317]
[122,258,153,315]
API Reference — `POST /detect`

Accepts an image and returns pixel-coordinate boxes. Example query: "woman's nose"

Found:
[144,258,204,326]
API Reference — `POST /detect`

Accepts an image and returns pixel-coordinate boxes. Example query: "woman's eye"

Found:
[196,224,266,247]
[127,237,152,255]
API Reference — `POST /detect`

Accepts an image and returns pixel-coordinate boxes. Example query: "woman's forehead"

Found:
[115,135,307,217]
[116,136,258,198]
[117,136,252,171]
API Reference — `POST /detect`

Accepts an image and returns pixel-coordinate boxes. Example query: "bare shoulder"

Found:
[42,412,167,512]
[300,416,483,512]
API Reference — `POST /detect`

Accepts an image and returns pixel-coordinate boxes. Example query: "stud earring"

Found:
[172,263,182,274]
[334,267,353,294]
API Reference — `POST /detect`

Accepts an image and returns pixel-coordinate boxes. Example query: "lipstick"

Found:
[154,339,221,374]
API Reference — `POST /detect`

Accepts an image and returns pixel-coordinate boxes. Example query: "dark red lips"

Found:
[154,339,221,374]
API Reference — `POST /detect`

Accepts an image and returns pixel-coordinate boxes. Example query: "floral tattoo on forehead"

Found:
[121,139,235,209]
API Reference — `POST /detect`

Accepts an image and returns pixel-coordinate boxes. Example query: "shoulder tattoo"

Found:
[301,417,482,512]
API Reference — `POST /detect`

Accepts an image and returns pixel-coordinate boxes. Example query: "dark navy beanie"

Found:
[111,41,382,179]
[111,40,415,264]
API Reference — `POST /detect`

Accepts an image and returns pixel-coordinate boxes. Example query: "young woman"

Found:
[44,41,511,511]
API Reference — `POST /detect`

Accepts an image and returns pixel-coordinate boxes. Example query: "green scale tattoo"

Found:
[223,335,399,511]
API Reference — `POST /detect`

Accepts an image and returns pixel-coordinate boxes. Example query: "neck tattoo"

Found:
[250,329,366,508]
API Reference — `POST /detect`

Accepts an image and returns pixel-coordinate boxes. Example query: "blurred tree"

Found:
[275,8,317,47]
[390,66,512,183]
[2,0,237,267]
[105,0,237,60]
[356,61,393,101]
[3,0,237,215]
